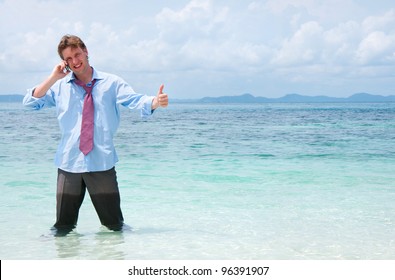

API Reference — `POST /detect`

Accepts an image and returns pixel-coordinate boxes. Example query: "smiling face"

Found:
[57,35,92,80]
[62,46,90,75]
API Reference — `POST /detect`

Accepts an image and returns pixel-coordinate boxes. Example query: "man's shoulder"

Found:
[94,69,122,81]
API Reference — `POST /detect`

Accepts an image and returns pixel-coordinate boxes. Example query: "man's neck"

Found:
[75,66,93,84]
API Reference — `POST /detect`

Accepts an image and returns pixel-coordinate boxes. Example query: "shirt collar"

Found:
[67,67,103,84]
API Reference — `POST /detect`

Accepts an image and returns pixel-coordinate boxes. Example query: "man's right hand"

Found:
[33,62,71,98]
[53,61,71,80]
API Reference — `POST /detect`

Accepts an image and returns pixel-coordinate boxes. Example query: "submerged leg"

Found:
[53,169,86,235]
[83,167,124,231]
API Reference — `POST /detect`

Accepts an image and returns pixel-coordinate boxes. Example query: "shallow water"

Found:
[1,102,394,259]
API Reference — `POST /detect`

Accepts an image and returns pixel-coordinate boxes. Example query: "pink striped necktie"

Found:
[75,79,96,155]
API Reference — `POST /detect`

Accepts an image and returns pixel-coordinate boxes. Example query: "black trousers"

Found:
[53,167,124,234]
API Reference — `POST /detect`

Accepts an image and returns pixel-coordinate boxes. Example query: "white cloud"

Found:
[264,0,361,23]
[356,31,395,64]
[349,8,395,65]
[156,0,229,43]
[362,9,395,33]
[158,0,212,23]
[272,21,324,66]
[0,0,394,97]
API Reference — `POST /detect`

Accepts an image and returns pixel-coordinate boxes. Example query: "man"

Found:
[23,34,168,235]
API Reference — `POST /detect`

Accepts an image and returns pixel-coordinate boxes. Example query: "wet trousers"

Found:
[53,167,124,234]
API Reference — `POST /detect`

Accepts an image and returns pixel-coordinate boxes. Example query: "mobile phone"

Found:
[63,61,71,73]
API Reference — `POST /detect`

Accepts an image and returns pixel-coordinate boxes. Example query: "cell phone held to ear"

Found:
[65,65,71,72]
[63,62,71,73]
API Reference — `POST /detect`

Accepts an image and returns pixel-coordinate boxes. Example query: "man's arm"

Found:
[33,61,70,98]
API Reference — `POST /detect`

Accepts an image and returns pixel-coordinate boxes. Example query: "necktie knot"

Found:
[75,79,96,155]
[75,79,95,94]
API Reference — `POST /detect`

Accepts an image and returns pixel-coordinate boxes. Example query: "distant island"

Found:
[1,93,395,103]
[172,93,395,103]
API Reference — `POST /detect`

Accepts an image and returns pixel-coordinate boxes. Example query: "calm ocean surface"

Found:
[0,102,394,259]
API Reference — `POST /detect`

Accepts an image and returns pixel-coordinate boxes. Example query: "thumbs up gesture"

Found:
[153,84,168,109]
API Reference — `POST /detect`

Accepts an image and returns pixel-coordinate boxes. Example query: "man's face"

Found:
[62,46,89,74]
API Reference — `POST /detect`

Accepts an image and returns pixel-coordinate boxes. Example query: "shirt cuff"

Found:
[141,96,156,118]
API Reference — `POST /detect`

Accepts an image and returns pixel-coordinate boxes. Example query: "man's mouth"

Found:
[73,63,82,70]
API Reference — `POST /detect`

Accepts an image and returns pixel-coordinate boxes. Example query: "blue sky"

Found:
[0,0,394,98]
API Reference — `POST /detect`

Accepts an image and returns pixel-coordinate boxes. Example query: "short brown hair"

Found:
[57,34,87,59]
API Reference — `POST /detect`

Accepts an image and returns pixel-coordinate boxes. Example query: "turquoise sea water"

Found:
[0,102,394,259]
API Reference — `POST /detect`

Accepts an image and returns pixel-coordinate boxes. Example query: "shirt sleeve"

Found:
[22,88,56,110]
[115,78,155,118]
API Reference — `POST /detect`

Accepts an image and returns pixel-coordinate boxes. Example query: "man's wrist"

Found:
[152,96,160,110]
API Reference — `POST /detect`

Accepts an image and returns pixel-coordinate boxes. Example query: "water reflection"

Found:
[54,227,127,259]
[54,231,83,259]
[93,229,127,259]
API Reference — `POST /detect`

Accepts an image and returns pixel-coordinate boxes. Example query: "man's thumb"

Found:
[158,84,164,95]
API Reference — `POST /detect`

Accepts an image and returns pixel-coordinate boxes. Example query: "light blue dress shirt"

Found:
[23,68,155,173]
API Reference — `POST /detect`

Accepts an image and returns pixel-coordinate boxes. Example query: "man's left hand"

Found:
[153,84,168,109]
